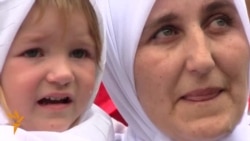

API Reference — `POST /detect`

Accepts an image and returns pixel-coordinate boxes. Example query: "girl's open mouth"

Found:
[37,96,72,105]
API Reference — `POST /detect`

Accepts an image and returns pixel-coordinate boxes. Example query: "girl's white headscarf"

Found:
[94,0,250,140]
[0,0,113,141]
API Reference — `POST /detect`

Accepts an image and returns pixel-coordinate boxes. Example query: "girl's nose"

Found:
[46,60,75,87]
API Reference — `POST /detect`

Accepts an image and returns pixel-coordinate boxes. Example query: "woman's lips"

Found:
[181,87,224,102]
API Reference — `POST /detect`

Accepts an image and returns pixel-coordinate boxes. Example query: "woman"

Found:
[94,0,250,140]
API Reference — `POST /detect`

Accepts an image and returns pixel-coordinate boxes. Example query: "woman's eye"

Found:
[70,49,89,58]
[211,18,229,28]
[154,26,178,39]
[207,15,233,33]
[214,18,227,26]
[22,48,43,57]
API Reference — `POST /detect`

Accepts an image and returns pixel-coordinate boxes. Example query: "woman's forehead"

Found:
[146,0,236,24]
[142,0,238,35]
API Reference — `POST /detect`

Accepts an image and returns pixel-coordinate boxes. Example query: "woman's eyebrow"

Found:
[144,13,178,32]
[203,0,237,13]
[143,0,236,32]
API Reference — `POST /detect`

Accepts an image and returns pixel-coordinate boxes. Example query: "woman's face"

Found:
[134,0,249,140]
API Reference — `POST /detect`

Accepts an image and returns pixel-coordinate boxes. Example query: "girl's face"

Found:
[134,0,249,140]
[1,4,98,131]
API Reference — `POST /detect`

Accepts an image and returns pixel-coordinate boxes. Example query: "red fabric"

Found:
[95,83,127,125]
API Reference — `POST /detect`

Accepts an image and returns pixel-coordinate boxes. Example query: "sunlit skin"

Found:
[134,0,249,141]
[0,4,97,131]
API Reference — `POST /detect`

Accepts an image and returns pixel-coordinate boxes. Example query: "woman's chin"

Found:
[166,115,237,141]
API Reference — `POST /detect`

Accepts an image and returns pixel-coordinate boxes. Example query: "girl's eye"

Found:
[154,26,178,39]
[70,48,89,58]
[22,48,43,57]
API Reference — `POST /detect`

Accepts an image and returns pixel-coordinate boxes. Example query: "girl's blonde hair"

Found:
[0,87,11,116]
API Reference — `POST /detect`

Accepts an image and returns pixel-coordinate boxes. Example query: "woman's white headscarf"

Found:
[94,0,250,140]
[0,0,113,141]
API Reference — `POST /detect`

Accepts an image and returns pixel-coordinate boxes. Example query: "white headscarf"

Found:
[94,0,250,140]
[0,0,114,140]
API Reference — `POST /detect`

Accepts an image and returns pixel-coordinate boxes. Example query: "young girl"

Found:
[0,0,116,140]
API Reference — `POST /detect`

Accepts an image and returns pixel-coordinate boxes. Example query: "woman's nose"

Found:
[185,29,215,76]
[46,60,75,87]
